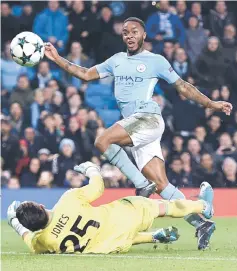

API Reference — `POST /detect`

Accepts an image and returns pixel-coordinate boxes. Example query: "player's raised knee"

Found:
[94,135,108,152]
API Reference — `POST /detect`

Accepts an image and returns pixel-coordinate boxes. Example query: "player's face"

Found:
[122,22,146,54]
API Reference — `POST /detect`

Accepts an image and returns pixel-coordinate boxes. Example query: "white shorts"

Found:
[117,113,165,171]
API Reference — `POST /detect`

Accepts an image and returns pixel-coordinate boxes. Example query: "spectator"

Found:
[172,135,184,156]
[38,148,52,172]
[64,169,86,188]
[52,138,77,187]
[180,151,192,176]
[20,158,40,187]
[24,127,44,157]
[37,171,54,188]
[216,133,237,161]
[61,93,82,120]
[33,0,68,53]
[42,114,61,154]
[233,131,237,148]
[66,42,94,88]
[98,21,126,62]
[167,156,190,187]
[222,24,237,63]
[1,41,27,93]
[161,41,175,62]
[53,113,65,138]
[30,88,46,129]
[65,116,93,162]
[69,174,86,188]
[172,48,194,81]
[222,157,237,187]
[1,118,20,173]
[77,108,97,139]
[68,1,98,54]
[1,3,19,49]
[191,2,207,30]
[15,139,30,177]
[209,1,235,39]
[18,3,35,32]
[185,16,207,63]
[173,94,205,132]
[42,87,55,112]
[193,153,224,187]
[194,37,227,89]
[9,103,29,136]
[65,85,77,100]
[99,6,114,34]
[194,126,213,152]
[7,176,20,189]
[225,50,237,104]
[31,61,53,89]
[146,0,185,53]
[176,0,191,28]
[220,86,231,103]
[187,138,202,169]
[10,75,34,108]
[206,115,223,150]
[52,91,64,114]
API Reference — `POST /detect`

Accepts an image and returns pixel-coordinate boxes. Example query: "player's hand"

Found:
[44,42,60,62]
[209,101,233,116]
[7,201,21,226]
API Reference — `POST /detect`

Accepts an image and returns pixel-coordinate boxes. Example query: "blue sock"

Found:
[160,183,204,228]
[104,144,149,189]
[160,183,185,200]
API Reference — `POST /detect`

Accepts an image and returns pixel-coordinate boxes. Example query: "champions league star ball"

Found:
[10,32,45,67]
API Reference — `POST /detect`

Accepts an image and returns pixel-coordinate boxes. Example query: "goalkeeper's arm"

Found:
[8,201,35,252]
[44,42,99,82]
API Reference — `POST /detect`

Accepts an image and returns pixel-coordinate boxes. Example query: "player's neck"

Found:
[45,210,53,227]
[127,47,145,56]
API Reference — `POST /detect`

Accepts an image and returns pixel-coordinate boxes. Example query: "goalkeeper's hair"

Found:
[16,201,48,232]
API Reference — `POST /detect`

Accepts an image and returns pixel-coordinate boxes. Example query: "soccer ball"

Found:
[10,32,45,67]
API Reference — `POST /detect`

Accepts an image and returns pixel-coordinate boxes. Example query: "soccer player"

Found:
[8,162,214,254]
[44,17,232,249]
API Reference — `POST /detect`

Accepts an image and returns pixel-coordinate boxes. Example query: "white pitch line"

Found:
[1,252,237,262]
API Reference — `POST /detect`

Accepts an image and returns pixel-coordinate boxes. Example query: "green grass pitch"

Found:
[1,218,237,271]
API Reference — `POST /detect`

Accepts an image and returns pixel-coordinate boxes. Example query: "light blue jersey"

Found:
[95,50,180,118]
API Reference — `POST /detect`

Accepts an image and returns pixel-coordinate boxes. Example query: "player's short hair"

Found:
[16,201,48,232]
[123,17,145,30]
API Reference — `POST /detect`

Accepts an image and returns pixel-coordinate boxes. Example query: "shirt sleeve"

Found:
[156,55,180,84]
[23,232,46,254]
[61,175,105,203]
[95,56,115,78]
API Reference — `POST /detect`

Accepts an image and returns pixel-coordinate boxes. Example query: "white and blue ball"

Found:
[10,32,45,67]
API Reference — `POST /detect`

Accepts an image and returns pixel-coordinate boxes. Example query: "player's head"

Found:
[122,17,146,55]
[16,201,48,232]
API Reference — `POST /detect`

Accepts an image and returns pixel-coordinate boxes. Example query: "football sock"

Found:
[103,144,149,189]
[160,183,205,228]
[166,200,204,218]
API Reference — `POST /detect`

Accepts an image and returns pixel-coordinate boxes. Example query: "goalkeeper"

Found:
[7,162,214,254]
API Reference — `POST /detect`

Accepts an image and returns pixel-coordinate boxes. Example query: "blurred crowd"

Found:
[1,0,237,189]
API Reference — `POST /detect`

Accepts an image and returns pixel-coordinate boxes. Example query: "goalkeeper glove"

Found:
[7,201,29,237]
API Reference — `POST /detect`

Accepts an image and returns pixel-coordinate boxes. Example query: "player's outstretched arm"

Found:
[173,78,233,116]
[44,43,100,82]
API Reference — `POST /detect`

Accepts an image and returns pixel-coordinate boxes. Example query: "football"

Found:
[10,31,45,67]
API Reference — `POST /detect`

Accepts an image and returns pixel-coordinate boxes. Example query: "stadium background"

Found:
[1,0,237,218]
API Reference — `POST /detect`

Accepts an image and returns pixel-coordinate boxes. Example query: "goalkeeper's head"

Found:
[16,201,49,232]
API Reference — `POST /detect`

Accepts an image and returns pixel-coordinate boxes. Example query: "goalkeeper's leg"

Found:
[155,199,212,219]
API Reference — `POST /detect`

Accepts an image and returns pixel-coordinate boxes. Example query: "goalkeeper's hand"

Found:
[7,201,21,226]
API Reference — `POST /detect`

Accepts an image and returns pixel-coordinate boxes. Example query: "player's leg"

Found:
[94,117,156,195]
[134,143,215,250]
[132,227,179,245]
